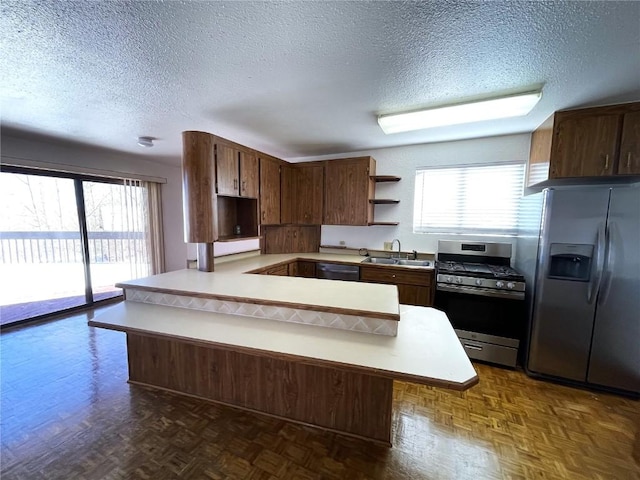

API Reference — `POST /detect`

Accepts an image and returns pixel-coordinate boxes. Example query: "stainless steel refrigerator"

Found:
[527,184,640,394]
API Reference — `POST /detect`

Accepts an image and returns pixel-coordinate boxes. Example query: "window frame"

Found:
[413,161,526,236]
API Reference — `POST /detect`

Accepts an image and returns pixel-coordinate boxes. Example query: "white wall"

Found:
[2,131,531,268]
[1,133,188,271]
[295,133,532,254]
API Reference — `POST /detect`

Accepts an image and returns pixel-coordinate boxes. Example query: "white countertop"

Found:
[90,302,478,390]
[117,253,403,320]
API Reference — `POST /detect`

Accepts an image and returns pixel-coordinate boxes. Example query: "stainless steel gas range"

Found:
[434,240,526,368]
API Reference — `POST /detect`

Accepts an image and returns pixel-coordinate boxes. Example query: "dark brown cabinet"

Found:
[293,261,317,278]
[527,102,640,186]
[360,265,434,307]
[285,163,324,225]
[261,225,320,254]
[181,131,218,242]
[216,144,259,198]
[259,156,281,224]
[258,263,290,276]
[323,157,375,225]
[618,111,640,175]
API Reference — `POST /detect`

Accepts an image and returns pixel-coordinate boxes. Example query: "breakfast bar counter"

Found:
[90,299,478,445]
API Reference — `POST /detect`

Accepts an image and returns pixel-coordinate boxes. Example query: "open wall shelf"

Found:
[371,175,401,183]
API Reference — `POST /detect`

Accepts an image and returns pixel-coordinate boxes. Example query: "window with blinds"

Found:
[413,162,525,235]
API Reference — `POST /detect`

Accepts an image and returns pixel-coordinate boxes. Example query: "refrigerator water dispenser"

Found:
[548,243,593,281]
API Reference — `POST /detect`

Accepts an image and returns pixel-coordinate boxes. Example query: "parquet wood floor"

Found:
[1,307,638,479]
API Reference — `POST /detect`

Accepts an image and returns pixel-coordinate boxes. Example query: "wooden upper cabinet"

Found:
[239,151,259,198]
[181,131,218,243]
[280,164,294,224]
[287,162,324,225]
[259,156,281,224]
[618,111,640,175]
[527,102,640,186]
[216,144,238,196]
[215,143,259,198]
[323,157,376,225]
[550,113,620,178]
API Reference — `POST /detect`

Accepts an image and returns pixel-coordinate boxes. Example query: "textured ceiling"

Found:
[2,1,639,164]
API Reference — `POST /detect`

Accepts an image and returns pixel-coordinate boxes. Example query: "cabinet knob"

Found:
[604,154,610,170]
[627,152,632,169]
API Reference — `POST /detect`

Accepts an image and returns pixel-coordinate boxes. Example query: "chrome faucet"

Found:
[391,238,401,259]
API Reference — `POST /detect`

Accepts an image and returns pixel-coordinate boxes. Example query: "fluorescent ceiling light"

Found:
[377,91,542,134]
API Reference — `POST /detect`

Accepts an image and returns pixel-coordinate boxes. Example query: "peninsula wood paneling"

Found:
[181,131,217,243]
[126,333,394,444]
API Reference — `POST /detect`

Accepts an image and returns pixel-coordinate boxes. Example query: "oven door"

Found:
[434,285,525,341]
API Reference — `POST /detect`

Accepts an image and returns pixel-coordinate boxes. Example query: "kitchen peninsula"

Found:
[89,253,478,445]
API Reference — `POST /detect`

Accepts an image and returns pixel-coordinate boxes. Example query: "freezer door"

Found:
[587,185,640,393]
[528,188,611,381]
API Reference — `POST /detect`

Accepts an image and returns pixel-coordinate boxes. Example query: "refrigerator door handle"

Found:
[598,221,615,305]
[587,222,606,304]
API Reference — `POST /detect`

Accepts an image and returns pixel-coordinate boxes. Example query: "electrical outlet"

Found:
[339,240,346,246]
[383,241,393,251]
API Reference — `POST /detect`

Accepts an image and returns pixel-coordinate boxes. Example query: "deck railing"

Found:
[0,231,147,264]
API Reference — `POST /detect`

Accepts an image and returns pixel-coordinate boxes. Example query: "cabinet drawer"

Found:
[360,266,432,286]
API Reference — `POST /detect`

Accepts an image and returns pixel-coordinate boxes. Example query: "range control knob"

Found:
[456,277,463,284]
[507,282,515,289]
[475,279,483,286]
[446,276,453,283]
[496,281,504,288]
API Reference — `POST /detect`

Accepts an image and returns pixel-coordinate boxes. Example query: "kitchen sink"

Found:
[397,259,433,267]
[362,257,397,265]
[361,257,433,268]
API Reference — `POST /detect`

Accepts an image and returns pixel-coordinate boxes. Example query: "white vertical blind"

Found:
[413,162,525,235]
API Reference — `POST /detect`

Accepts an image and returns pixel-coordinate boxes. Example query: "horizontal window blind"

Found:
[413,162,525,235]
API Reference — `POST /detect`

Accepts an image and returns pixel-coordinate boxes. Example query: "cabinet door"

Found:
[551,114,621,178]
[291,226,320,253]
[398,284,433,307]
[324,158,373,225]
[295,261,317,278]
[239,151,259,198]
[259,157,281,224]
[280,164,294,224]
[216,144,239,196]
[617,111,640,175]
[262,226,291,254]
[293,164,324,224]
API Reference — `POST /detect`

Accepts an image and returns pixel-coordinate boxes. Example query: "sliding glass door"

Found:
[82,180,150,302]
[0,170,154,326]
[0,173,87,323]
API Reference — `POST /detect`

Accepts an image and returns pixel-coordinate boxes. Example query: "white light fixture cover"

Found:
[137,136,154,147]
[378,91,542,134]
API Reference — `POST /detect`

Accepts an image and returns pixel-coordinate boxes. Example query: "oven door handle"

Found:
[437,284,524,300]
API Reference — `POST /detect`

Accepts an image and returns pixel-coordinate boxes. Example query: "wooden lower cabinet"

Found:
[259,263,290,276]
[360,265,434,307]
[292,260,316,278]
[126,333,393,444]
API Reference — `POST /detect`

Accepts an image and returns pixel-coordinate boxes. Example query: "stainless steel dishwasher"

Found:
[315,263,360,282]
